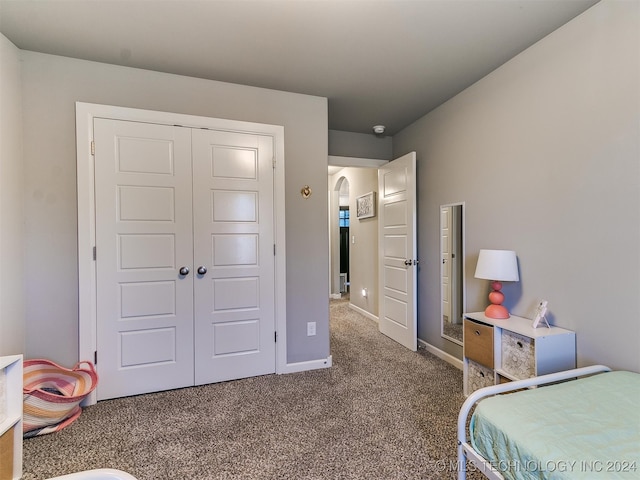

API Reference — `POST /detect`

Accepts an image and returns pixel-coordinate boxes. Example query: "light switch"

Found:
[307,322,316,336]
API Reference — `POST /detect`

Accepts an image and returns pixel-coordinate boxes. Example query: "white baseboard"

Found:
[349,303,378,323]
[418,339,463,370]
[329,293,342,300]
[280,355,333,374]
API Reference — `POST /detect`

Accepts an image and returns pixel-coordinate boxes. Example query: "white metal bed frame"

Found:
[456,365,612,480]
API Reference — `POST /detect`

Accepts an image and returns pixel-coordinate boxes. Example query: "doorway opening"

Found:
[328,157,387,322]
[339,206,350,295]
[328,153,417,351]
[338,179,350,296]
[329,175,351,299]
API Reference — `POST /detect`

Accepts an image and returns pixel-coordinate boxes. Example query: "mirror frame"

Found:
[440,202,465,346]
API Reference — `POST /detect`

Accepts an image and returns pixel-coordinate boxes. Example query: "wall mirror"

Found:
[440,203,465,346]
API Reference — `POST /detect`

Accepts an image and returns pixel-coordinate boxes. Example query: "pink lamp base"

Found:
[485,304,510,319]
[484,280,511,319]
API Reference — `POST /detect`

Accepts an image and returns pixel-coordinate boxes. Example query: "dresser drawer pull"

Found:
[517,341,523,348]
[475,330,481,336]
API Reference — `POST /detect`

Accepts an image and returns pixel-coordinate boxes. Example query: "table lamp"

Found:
[474,249,519,319]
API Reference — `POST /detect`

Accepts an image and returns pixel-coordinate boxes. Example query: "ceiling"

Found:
[0,0,599,135]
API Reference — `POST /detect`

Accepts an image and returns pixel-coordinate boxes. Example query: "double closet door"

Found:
[93,119,276,400]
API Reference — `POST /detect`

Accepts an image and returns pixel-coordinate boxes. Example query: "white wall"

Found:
[19,51,329,366]
[0,34,25,356]
[394,0,640,371]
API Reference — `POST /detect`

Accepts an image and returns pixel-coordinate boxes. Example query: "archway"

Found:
[329,176,349,298]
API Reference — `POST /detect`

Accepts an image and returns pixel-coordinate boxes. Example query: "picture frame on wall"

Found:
[356,192,376,219]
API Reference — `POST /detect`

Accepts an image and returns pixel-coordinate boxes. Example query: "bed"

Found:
[457,365,640,480]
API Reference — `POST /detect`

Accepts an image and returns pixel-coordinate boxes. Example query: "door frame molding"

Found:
[76,102,287,404]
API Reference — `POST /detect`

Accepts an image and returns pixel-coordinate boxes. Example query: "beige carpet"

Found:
[22,298,475,479]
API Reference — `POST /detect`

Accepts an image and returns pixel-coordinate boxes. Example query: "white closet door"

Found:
[192,129,276,384]
[94,119,194,400]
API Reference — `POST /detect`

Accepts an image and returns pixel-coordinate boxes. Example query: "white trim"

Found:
[349,303,378,323]
[76,102,287,405]
[273,128,287,379]
[280,355,333,374]
[329,293,342,300]
[418,338,463,370]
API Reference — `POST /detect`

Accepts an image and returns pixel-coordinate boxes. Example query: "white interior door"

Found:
[94,119,195,400]
[441,206,452,323]
[377,152,417,351]
[192,129,276,384]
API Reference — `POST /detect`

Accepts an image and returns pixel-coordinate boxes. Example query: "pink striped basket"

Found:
[23,359,98,438]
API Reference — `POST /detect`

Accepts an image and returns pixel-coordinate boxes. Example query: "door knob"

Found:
[404,259,412,266]
[179,266,190,276]
[197,266,207,275]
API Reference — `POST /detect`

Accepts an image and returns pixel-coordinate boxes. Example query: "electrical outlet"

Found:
[307,321,316,336]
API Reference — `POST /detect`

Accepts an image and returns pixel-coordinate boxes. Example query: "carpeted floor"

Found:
[22,298,477,480]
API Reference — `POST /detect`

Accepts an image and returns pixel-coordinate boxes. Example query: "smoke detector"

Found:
[373,125,386,135]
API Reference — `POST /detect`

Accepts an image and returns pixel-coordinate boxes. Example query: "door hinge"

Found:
[91,141,95,156]
[274,331,277,343]
[94,351,97,365]
[93,246,97,261]
[272,157,276,169]
[273,244,276,256]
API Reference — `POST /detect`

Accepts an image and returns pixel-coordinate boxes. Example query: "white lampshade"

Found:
[474,249,519,282]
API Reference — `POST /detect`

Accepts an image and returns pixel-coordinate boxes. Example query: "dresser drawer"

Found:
[501,330,535,379]
[464,319,494,368]
[467,359,494,392]
[0,426,14,480]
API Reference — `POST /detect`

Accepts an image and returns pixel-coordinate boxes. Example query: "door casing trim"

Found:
[76,102,287,404]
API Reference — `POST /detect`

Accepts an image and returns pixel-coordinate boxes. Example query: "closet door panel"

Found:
[94,119,194,400]
[192,130,276,384]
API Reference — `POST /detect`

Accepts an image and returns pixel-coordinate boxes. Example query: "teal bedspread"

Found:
[470,371,640,479]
